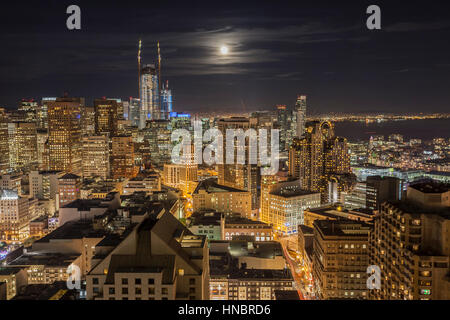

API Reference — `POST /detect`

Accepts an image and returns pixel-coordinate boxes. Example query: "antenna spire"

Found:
[138,39,142,97]
[157,41,162,92]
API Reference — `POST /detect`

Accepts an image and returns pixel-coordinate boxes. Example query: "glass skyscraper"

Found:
[139,64,159,128]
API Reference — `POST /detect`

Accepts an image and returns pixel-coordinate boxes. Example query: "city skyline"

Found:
[1,1,450,113]
[0,0,449,304]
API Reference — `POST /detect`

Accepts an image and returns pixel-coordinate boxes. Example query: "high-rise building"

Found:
[369,182,450,300]
[36,129,48,170]
[8,122,37,170]
[0,190,34,242]
[47,97,84,174]
[38,97,57,129]
[276,105,289,152]
[312,219,371,300]
[82,136,110,179]
[0,108,9,173]
[81,106,95,136]
[217,117,259,212]
[18,99,38,123]
[160,81,173,120]
[128,97,141,127]
[94,98,119,137]
[289,121,351,202]
[139,64,160,128]
[143,120,171,168]
[295,95,307,138]
[110,136,137,179]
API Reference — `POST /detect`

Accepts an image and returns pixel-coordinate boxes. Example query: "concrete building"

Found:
[8,121,37,170]
[303,205,375,229]
[47,97,84,174]
[1,174,22,193]
[58,192,120,227]
[369,182,450,300]
[123,172,161,195]
[163,162,198,196]
[111,136,137,179]
[209,239,293,300]
[312,219,371,300]
[86,206,210,300]
[0,190,37,243]
[186,211,223,241]
[57,173,81,210]
[264,180,321,235]
[0,108,10,174]
[192,179,252,219]
[94,98,119,137]
[289,121,350,203]
[216,117,259,211]
[82,135,110,179]
[224,215,273,241]
[0,267,27,300]
[29,170,61,200]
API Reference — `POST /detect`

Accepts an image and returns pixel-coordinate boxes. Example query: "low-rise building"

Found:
[209,239,293,300]
[192,178,252,219]
[86,205,210,300]
[0,267,27,300]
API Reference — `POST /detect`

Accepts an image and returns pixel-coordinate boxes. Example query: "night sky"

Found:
[1,0,450,114]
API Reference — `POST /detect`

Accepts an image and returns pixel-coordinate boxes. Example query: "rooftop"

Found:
[8,252,80,267]
[34,220,108,242]
[193,178,247,194]
[0,267,24,276]
[59,173,81,180]
[314,219,372,237]
[409,182,450,194]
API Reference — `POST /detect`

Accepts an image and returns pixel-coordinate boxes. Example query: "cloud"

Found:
[385,21,450,32]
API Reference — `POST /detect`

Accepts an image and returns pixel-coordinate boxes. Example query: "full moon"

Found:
[220,46,229,55]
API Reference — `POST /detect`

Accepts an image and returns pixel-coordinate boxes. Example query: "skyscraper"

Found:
[160,81,173,120]
[38,97,56,129]
[47,97,84,174]
[217,117,259,213]
[81,105,95,136]
[0,108,10,173]
[82,135,110,179]
[18,99,38,123]
[128,97,141,127]
[110,136,137,179]
[8,121,37,170]
[276,105,289,152]
[289,121,351,202]
[295,95,307,138]
[94,98,119,137]
[143,120,172,169]
[139,64,160,128]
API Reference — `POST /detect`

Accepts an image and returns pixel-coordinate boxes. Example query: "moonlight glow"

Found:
[220,46,229,55]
